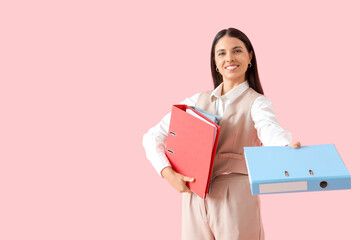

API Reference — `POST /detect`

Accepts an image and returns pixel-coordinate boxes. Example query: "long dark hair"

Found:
[210,28,264,95]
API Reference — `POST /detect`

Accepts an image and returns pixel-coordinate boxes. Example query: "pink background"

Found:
[1,0,359,239]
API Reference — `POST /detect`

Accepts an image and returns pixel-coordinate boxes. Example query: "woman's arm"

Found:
[142,92,200,175]
[142,112,172,175]
[142,93,200,192]
[161,167,194,193]
[251,95,301,148]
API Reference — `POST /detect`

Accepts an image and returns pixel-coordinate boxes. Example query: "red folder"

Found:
[165,105,221,199]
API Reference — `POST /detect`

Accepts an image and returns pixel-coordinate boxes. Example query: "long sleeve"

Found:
[142,93,201,176]
[251,95,292,146]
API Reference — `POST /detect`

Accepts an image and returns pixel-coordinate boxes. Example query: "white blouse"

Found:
[143,81,292,176]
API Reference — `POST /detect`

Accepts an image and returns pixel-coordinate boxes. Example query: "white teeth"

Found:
[226,65,238,70]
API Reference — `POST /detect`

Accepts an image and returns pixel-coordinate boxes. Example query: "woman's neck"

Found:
[221,78,246,95]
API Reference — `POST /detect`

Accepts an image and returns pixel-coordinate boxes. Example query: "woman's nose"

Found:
[226,53,234,62]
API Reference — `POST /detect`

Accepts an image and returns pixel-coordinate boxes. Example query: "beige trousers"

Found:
[182,173,264,240]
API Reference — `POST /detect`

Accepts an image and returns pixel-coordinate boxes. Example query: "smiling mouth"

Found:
[225,65,239,70]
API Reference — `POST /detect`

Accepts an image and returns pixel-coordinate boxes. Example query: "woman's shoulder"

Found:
[180,92,201,106]
[252,93,273,111]
[180,89,213,106]
[248,87,264,98]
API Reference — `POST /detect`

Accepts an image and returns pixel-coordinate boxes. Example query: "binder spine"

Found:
[252,176,351,195]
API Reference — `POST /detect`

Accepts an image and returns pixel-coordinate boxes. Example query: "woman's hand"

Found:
[161,167,194,194]
[287,141,301,149]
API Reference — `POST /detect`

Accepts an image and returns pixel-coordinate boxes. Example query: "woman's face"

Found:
[214,35,253,83]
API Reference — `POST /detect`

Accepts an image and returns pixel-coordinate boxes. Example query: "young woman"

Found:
[143,28,301,240]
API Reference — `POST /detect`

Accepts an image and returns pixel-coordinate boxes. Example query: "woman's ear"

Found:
[249,51,253,62]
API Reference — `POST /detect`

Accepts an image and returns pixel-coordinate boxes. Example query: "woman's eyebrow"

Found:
[216,46,243,52]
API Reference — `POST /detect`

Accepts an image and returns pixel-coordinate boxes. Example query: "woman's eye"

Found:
[218,52,225,56]
[234,50,242,53]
